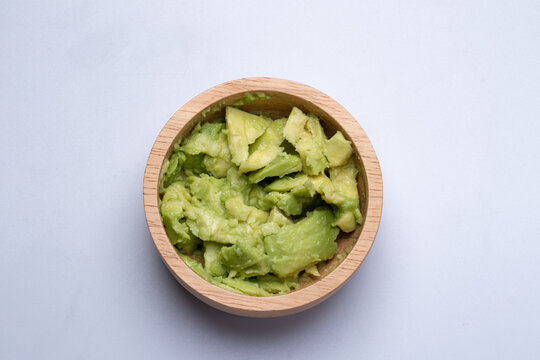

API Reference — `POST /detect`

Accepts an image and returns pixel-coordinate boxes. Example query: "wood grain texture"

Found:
[143,78,383,317]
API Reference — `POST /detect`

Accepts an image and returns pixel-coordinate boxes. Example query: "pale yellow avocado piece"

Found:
[295,115,328,175]
[329,158,363,232]
[283,107,309,144]
[284,107,328,175]
[267,206,292,226]
[305,114,327,144]
[305,264,320,277]
[184,205,257,245]
[203,242,227,277]
[239,118,286,173]
[260,222,281,236]
[226,107,271,165]
[325,131,353,167]
[310,173,344,205]
[329,159,358,199]
[239,146,283,173]
[250,118,287,152]
[225,195,268,224]
[333,211,358,233]
[203,156,232,178]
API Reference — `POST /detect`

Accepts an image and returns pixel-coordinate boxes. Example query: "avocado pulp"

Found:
[159,106,363,296]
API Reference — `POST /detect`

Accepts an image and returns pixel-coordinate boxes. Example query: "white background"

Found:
[1,1,539,359]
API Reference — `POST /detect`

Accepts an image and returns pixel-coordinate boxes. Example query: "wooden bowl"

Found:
[143,78,383,317]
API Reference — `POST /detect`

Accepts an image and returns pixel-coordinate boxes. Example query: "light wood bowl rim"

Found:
[143,77,383,318]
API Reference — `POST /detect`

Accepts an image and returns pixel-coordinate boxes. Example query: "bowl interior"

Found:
[161,90,368,291]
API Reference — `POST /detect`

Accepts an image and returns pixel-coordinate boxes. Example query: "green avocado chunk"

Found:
[204,242,227,277]
[247,153,302,183]
[220,239,270,277]
[264,173,309,192]
[329,159,363,232]
[225,195,268,224]
[264,208,339,278]
[310,173,344,205]
[259,191,310,216]
[283,107,309,144]
[239,118,286,173]
[226,106,270,165]
[181,122,230,159]
[267,207,292,226]
[160,182,200,254]
[159,151,186,192]
[184,205,255,245]
[220,278,268,296]
[264,173,315,198]
[325,131,353,167]
[159,105,362,296]
[179,254,218,284]
[182,153,206,176]
[257,274,299,294]
[284,107,328,175]
[203,155,232,178]
[186,174,227,216]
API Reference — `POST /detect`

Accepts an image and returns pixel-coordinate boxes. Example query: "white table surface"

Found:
[1,1,539,359]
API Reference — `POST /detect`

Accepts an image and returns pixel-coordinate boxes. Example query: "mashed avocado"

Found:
[159,106,363,296]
